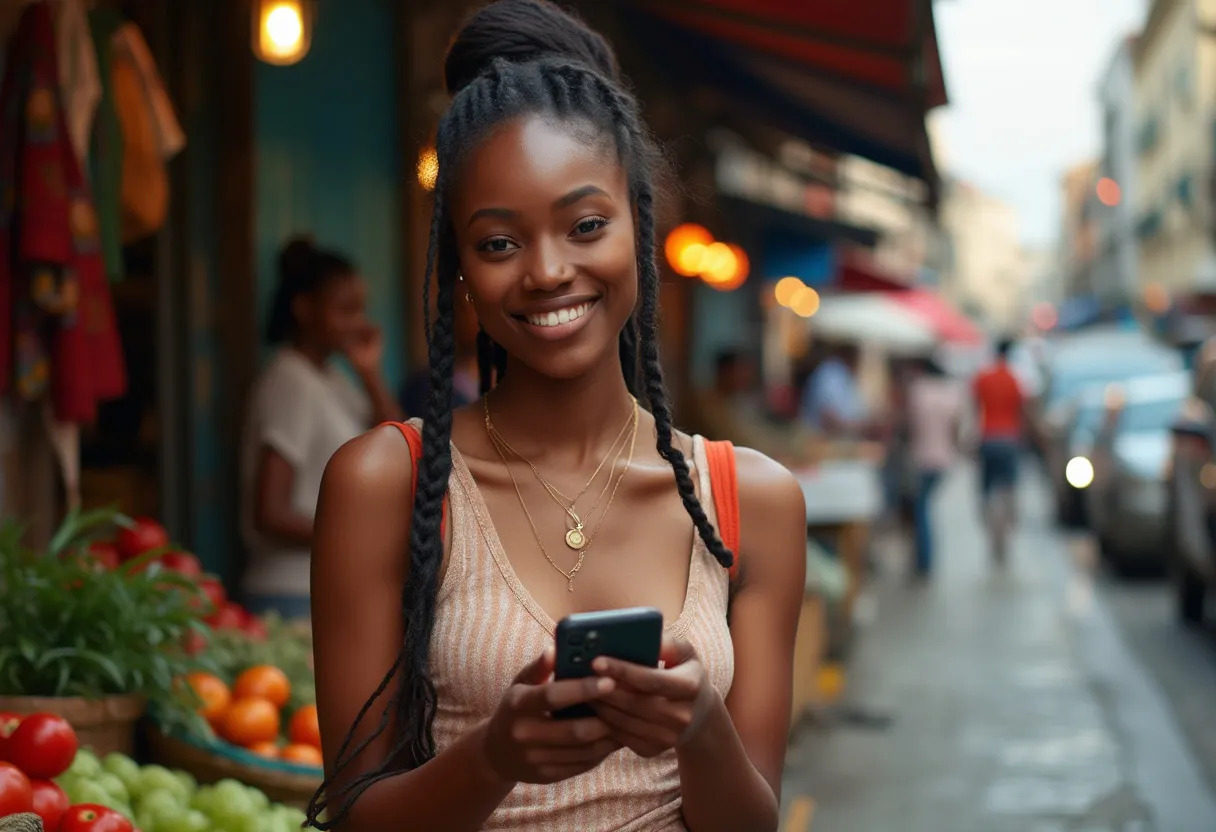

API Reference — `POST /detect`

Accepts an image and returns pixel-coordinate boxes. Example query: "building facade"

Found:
[1133,0,1216,298]
[937,178,1030,334]
[1095,36,1141,307]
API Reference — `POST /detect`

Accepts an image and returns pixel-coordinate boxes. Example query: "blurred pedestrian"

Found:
[801,339,866,437]
[906,356,963,578]
[239,236,402,620]
[971,338,1025,563]
[400,292,481,417]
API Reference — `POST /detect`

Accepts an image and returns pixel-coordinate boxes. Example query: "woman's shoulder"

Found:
[732,446,804,521]
[321,424,417,506]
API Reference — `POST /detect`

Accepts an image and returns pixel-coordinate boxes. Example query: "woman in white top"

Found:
[240,237,402,619]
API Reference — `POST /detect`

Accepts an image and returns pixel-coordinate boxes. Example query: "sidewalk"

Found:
[779,463,1216,832]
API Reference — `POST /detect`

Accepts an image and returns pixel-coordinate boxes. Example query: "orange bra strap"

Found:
[703,439,740,582]
[382,422,448,538]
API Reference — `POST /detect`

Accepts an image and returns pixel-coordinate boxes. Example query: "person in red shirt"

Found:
[972,339,1025,563]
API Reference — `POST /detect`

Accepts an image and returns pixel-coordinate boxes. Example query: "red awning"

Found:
[833,249,982,344]
[625,0,946,190]
[890,289,984,345]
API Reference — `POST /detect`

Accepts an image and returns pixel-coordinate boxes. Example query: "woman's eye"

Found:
[573,217,609,236]
[477,236,517,254]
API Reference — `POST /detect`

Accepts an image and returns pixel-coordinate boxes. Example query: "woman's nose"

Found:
[523,237,575,292]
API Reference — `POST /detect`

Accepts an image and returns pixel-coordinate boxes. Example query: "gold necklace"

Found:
[485,397,635,549]
[489,403,639,591]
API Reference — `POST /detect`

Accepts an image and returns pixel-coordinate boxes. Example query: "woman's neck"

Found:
[486,355,636,466]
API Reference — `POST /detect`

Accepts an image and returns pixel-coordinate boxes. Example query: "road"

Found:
[779,462,1216,832]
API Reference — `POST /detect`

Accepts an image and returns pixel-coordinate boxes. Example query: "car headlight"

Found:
[1066,456,1095,489]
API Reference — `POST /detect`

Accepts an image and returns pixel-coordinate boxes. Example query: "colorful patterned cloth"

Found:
[0,0,126,423]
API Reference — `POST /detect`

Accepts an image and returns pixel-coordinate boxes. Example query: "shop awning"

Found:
[622,0,946,190]
[809,293,937,356]
[890,289,983,345]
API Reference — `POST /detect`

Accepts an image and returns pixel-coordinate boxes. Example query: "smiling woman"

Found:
[304,2,807,831]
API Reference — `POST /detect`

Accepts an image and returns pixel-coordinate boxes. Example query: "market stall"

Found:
[0,508,322,829]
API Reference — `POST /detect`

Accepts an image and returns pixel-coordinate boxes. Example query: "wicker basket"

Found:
[0,694,145,757]
[145,727,322,809]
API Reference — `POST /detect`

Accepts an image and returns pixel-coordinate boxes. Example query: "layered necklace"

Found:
[485,396,639,591]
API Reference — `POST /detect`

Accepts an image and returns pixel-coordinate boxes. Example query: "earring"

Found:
[465,292,472,303]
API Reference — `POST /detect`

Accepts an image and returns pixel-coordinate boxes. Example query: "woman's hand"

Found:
[482,649,622,785]
[344,323,385,376]
[591,637,717,758]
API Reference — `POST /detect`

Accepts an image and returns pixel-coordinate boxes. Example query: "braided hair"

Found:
[307,2,732,826]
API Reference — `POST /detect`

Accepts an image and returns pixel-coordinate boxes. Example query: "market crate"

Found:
[0,693,145,757]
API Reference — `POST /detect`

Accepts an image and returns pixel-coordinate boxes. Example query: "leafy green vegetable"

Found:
[0,507,214,735]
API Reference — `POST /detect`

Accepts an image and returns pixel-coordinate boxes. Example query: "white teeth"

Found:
[526,302,590,328]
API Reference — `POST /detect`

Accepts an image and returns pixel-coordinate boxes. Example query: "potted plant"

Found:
[0,508,212,755]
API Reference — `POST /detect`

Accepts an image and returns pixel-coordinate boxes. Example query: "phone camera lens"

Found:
[570,652,584,665]
[586,631,600,649]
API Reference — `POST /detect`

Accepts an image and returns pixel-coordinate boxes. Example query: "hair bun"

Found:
[444,0,620,96]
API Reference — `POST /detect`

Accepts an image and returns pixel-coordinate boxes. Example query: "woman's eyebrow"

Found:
[467,185,610,228]
[553,184,608,210]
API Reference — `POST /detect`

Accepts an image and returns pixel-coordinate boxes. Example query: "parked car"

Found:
[1077,372,1188,571]
[1038,329,1183,525]
[1166,336,1216,623]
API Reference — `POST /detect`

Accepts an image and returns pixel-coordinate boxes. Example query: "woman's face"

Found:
[451,115,637,381]
[299,273,368,354]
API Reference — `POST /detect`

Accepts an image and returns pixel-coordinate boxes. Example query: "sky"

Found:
[931,0,1149,247]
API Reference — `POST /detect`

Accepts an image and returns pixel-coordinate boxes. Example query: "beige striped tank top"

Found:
[426,430,736,831]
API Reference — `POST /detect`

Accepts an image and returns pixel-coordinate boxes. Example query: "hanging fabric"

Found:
[0,0,127,425]
[111,21,183,244]
[87,5,124,282]
[53,0,100,167]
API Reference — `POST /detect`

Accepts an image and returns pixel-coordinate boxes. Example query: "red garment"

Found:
[972,363,1023,440]
[0,1,126,423]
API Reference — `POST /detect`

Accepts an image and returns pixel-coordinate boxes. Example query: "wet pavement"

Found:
[780,463,1216,832]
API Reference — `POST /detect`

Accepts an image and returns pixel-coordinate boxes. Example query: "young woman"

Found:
[240,237,401,620]
[306,2,806,830]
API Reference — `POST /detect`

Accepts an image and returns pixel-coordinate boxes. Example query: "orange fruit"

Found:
[248,741,280,759]
[288,705,321,749]
[280,743,323,766]
[182,672,231,724]
[218,697,281,747]
[233,665,291,709]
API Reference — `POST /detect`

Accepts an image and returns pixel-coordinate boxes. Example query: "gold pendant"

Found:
[565,527,586,550]
[567,577,575,592]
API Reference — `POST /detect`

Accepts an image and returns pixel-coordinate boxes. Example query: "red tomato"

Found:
[59,804,134,832]
[241,615,269,642]
[182,628,209,656]
[87,541,121,570]
[160,550,202,577]
[205,601,245,631]
[30,779,69,830]
[198,577,226,613]
[7,713,79,779]
[116,517,169,561]
[0,711,22,761]
[0,761,33,817]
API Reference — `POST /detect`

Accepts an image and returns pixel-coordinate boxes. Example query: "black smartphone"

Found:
[552,607,664,719]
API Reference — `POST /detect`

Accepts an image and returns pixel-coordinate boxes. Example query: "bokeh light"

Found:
[664,223,713,276]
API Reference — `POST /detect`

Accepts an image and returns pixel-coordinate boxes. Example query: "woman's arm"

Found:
[677,449,806,831]
[253,447,314,546]
[312,427,618,832]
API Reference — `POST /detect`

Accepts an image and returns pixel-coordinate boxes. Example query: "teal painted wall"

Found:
[253,0,404,388]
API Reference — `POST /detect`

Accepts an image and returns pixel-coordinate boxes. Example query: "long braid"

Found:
[578,67,734,568]
[635,186,734,569]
